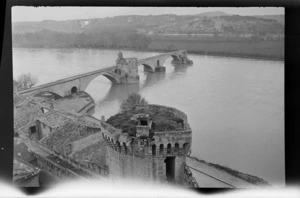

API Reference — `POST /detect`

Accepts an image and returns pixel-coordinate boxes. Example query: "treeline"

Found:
[12,28,151,49]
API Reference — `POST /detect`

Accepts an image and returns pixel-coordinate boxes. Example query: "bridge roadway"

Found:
[137,50,184,64]
[186,157,258,188]
[19,66,117,95]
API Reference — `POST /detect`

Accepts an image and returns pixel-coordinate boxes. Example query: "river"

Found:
[13,48,284,186]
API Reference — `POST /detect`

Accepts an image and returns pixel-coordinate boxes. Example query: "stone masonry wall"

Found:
[106,145,167,182]
[69,132,103,155]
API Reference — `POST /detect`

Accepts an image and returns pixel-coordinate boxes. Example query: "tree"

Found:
[16,73,38,91]
[120,93,148,113]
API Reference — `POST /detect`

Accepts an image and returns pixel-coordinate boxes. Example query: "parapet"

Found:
[102,104,192,158]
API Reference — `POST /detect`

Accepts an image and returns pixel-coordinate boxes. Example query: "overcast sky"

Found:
[12,7,284,22]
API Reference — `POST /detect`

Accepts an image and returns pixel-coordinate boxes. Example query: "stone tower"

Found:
[101,104,192,184]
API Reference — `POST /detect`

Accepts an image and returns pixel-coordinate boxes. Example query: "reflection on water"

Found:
[13,48,284,186]
[142,72,166,89]
[98,83,140,106]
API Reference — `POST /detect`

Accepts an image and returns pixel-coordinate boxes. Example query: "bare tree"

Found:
[120,93,148,112]
[16,73,38,90]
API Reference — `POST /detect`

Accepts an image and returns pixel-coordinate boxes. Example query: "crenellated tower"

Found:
[101,104,192,184]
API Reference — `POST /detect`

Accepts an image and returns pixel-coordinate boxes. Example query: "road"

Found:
[186,157,258,188]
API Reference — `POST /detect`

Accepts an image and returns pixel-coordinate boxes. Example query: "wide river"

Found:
[13,48,284,186]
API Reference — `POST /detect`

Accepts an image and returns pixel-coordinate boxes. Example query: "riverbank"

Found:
[149,39,284,61]
[13,43,284,62]
[188,156,270,186]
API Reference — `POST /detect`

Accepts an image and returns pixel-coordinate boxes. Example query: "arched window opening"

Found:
[123,142,127,154]
[159,144,164,155]
[167,143,172,154]
[71,86,78,94]
[114,69,121,75]
[116,141,121,152]
[109,138,113,146]
[152,144,156,156]
[175,143,179,153]
[183,143,190,154]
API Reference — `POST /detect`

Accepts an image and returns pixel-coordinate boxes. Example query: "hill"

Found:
[195,11,229,17]
[254,15,284,24]
[12,14,284,35]
[11,13,284,60]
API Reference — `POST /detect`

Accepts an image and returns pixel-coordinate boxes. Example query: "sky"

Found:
[12,7,284,22]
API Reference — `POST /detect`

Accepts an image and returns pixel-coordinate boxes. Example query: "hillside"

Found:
[12,13,284,60]
[254,15,284,24]
[12,13,284,35]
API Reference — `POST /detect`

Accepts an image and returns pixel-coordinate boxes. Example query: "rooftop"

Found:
[14,98,43,131]
[38,107,100,129]
[106,104,186,136]
[40,109,101,150]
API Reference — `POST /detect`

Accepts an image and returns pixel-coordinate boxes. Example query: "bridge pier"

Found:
[118,75,140,84]
[171,51,193,65]
[116,56,140,84]
[155,66,166,72]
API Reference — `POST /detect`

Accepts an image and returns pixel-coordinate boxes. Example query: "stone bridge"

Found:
[19,50,192,97]
[137,50,189,72]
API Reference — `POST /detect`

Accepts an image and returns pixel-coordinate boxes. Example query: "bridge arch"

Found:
[142,64,154,72]
[102,74,119,84]
[171,55,180,62]
[71,86,78,94]
[33,91,63,99]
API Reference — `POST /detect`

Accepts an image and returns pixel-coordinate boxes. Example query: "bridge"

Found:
[19,50,192,97]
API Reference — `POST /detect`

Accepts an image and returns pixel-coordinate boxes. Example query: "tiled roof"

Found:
[37,109,72,129]
[14,99,43,131]
[37,107,101,129]
[40,110,101,150]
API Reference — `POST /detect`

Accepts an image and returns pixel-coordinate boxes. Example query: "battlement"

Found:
[102,104,192,159]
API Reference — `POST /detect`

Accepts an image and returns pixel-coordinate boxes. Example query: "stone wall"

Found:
[15,173,40,187]
[106,145,167,182]
[38,121,52,139]
[68,132,103,155]
[30,139,108,179]
[183,163,199,188]
[33,152,83,180]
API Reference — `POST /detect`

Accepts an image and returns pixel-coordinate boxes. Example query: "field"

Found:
[149,38,284,60]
